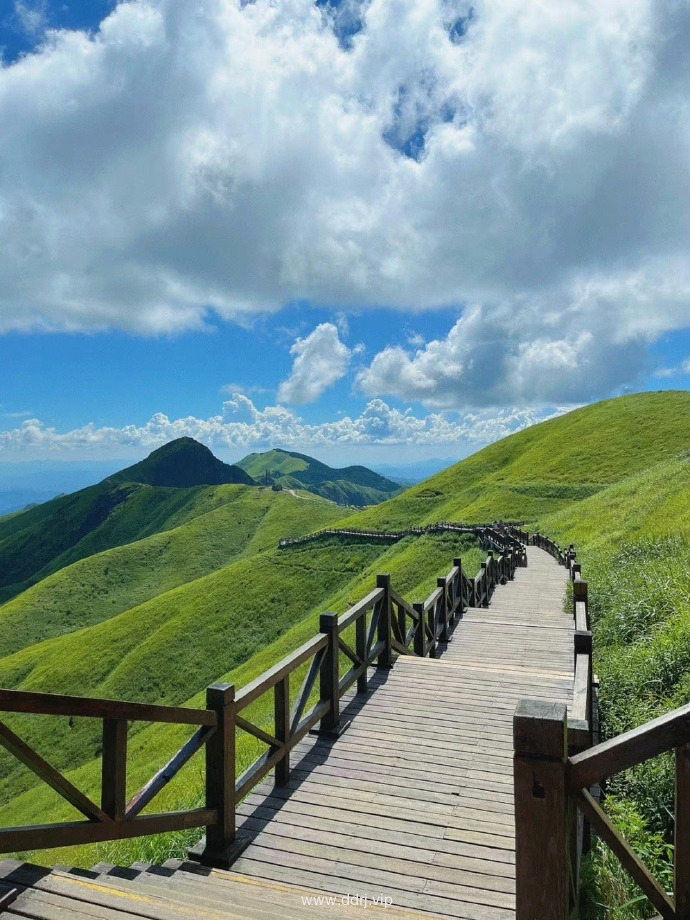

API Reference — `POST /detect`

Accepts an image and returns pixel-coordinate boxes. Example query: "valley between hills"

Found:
[1,389,690,917]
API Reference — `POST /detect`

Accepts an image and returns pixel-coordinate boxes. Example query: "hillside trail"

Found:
[0,546,571,920]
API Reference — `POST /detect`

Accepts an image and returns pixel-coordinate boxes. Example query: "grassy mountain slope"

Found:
[336,391,690,530]
[0,482,208,601]
[0,486,351,659]
[532,455,690,917]
[236,448,403,506]
[110,438,254,488]
[0,439,256,602]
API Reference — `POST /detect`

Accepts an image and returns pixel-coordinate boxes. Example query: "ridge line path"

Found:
[226,545,572,919]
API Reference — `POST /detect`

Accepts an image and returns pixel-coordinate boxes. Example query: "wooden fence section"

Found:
[0,526,523,863]
[278,521,528,556]
[0,693,218,853]
[514,537,690,920]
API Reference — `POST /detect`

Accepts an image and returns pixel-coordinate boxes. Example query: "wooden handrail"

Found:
[0,689,221,856]
[278,520,530,556]
[568,702,690,791]
[235,634,329,712]
[0,689,215,725]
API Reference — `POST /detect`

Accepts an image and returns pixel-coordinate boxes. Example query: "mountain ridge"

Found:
[235,447,403,506]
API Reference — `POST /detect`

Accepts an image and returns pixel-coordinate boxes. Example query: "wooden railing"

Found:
[0,538,523,865]
[515,699,690,919]
[514,532,689,919]
[278,519,529,555]
[0,692,218,853]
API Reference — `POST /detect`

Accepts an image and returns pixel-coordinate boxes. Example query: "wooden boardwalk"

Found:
[227,545,572,919]
[0,546,572,920]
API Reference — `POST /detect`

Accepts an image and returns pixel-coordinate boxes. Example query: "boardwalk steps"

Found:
[0,857,423,919]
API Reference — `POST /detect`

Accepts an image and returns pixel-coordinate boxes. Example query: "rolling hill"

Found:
[0,439,254,602]
[109,438,254,488]
[235,448,403,506]
[335,390,690,530]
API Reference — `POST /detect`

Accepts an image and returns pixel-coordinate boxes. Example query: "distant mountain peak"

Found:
[111,438,255,488]
[235,448,403,506]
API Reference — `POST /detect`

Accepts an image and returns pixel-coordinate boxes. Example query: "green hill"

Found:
[0,439,255,601]
[0,486,353,659]
[235,448,403,506]
[110,438,254,488]
[336,391,690,530]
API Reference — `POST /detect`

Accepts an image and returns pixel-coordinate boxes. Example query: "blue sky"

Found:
[1,0,689,470]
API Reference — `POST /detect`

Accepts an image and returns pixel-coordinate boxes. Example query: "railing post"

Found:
[101,719,127,821]
[275,674,290,787]
[453,558,463,618]
[356,608,368,694]
[318,612,342,734]
[438,577,450,644]
[193,682,243,868]
[514,700,569,920]
[413,602,425,656]
[676,742,690,919]
[481,562,489,606]
[377,574,393,669]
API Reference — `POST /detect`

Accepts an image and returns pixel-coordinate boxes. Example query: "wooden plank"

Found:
[233,851,516,920]
[569,703,690,790]
[0,721,111,825]
[245,831,516,897]
[237,813,516,876]
[0,690,214,726]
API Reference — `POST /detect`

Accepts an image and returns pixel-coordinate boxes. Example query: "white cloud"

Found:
[0,396,568,460]
[656,357,690,378]
[13,1,48,38]
[358,256,690,407]
[0,0,688,402]
[278,323,352,404]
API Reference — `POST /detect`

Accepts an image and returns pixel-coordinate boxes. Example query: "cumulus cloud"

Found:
[0,395,567,460]
[358,256,690,407]
[278,323,352,404]
[0,0,688,402]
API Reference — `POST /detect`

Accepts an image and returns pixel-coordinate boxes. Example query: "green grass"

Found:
[0,487,351,658]
[335,391,690,531]
[0,481,261,602]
